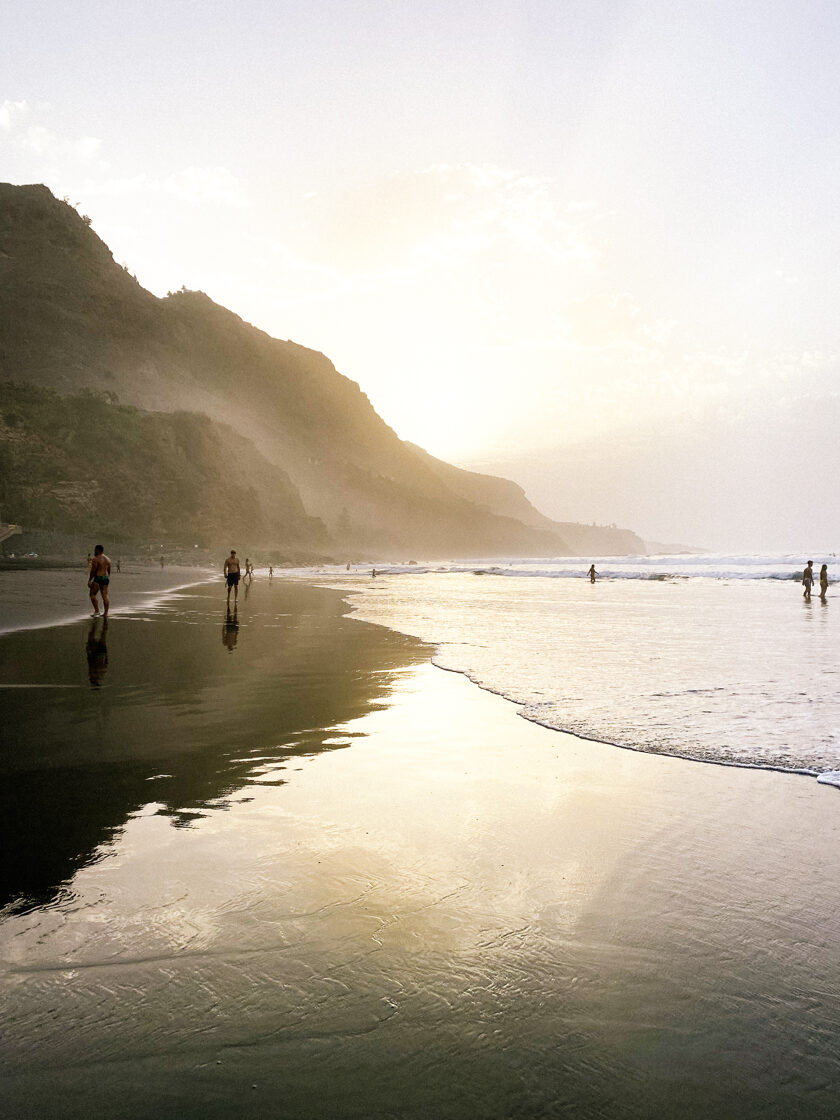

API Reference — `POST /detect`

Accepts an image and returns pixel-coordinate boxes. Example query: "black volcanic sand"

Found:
[1,579,839,1120]
[0,580,430,909]
[0,564,215,634]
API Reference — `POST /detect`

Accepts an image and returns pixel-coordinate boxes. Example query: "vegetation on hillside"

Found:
[0,382,326,552]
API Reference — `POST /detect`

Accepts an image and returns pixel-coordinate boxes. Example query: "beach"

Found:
[0,564,216,635]
[1,575,839,1119]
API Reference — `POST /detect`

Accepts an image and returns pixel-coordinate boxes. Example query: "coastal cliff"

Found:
[0,183,642,557]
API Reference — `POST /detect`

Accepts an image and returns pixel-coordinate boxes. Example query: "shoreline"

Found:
[2,577,839,1118]
[0,565,217,636]
[5,568,839,792]
[306,578,840,792]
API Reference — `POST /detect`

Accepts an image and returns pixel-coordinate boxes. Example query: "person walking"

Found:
[802,560,815,600]
[588,564,598,583]
[88,544,112,616]
[819,563,829,601]
[224,550,242,605]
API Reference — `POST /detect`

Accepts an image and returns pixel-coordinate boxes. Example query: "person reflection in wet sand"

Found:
[86,617,109,686]
[222,607,239,652]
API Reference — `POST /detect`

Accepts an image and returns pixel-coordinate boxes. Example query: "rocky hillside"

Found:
[0,382,326,555]
[0,182,642,557]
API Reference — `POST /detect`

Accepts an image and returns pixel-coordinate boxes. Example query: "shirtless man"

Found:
[224,550,241,604]
[803,560,815,600]
[88,544,112,616]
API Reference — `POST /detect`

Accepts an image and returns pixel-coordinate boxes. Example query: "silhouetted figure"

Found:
[160,554,165,569]
[224,550,241,605]
[346,562,350,571]
[86,616,109,686]
[245,558,253,581]
[588,564,598,583]
[88,544,111,616]
[803,560,815,600]
[371,568,377,578]
[222,607,239,652]
[819,563,829,601]
[116,558,121,573]
[269,566,274,578]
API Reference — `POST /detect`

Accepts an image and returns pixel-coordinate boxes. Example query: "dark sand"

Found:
[0,564,216,634]
[1,579,838,1119]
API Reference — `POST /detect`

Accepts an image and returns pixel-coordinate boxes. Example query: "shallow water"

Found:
[2,580,839,1119]
[327,570,840,776]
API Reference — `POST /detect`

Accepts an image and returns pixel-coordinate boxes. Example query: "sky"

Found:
[3,0,840,550]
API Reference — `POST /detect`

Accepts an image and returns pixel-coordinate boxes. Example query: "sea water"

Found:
[306,555,840,781]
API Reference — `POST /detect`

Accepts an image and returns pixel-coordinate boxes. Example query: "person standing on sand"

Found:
[88,544,112,616]
[588,564,598,583]
[224,550,241,604]
[802,560,815,600]
[819,563,829,601]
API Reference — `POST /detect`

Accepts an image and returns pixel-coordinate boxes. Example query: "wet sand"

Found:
[1,579,839,1119]
[0,564,216,634]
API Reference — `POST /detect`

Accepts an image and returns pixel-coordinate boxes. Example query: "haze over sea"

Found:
[309,554,840,783]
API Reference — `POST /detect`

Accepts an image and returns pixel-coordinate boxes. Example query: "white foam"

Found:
[294,553,822,583]
[817,771,840,789]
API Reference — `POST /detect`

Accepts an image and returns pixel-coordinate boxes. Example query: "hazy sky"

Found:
[3,1,840,548]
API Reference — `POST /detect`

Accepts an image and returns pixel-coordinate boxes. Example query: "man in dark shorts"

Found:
[224,550,241,605]
[88,544,112,616]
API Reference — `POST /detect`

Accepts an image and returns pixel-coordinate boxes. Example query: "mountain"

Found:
[0,183,642,557]
[407,444,646,555]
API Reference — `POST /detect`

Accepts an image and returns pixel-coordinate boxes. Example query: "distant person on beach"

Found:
[88,544,111,616]
[160,554,165,569]
[820,563,829,601]
[803,560,815,600]
[116,558,121,573]
[224,550,241,605]
[268,565,274,578]
[245,558,253,581]
[588,564,598,583]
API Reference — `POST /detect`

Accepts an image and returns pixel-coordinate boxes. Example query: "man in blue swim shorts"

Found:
[224,550,241,606]
[88,544,112,616]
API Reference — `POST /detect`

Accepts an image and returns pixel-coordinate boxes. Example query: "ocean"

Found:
[304,554,840,785]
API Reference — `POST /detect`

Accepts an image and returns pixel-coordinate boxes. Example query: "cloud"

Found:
[20,124,102,163]
[85,167,245,208]
[0,99,29,130]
